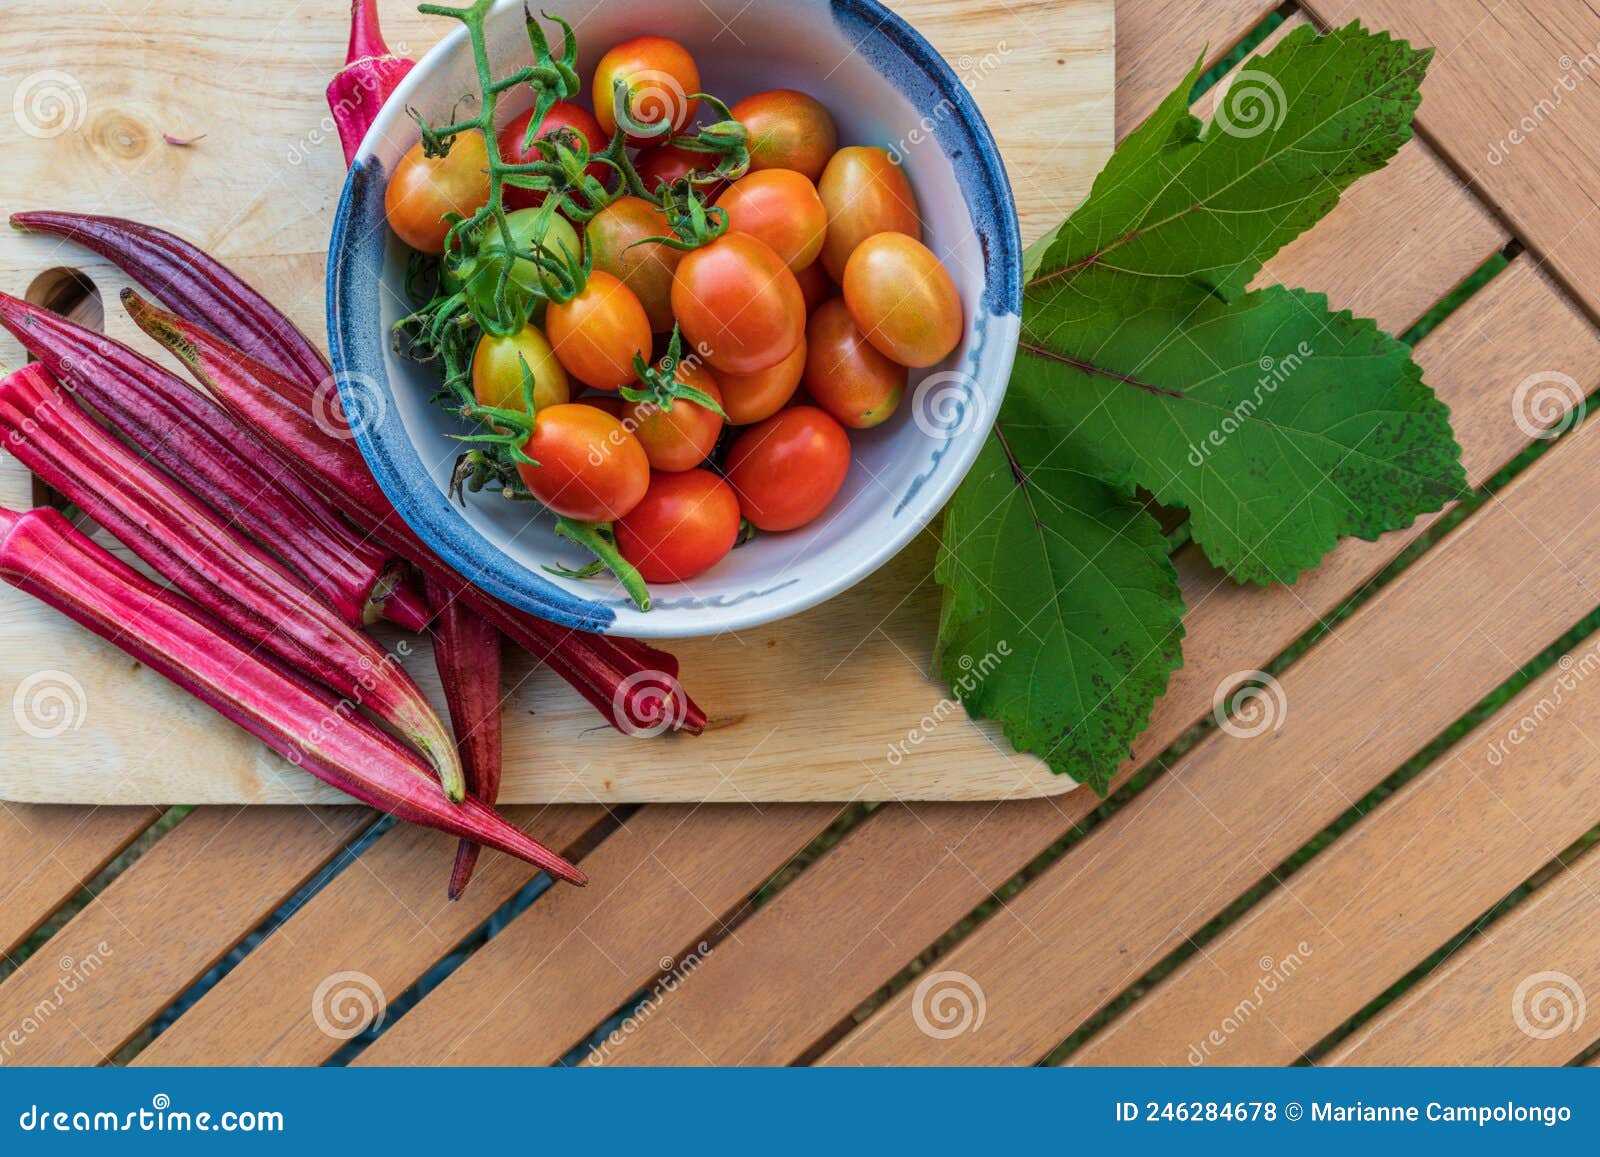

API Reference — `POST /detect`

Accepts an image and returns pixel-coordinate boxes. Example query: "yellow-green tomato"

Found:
[472,324,571,421]
[842,232,962,368]
[457,208,583,299]
[817,146,921,281]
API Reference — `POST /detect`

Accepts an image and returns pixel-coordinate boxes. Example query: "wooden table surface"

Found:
[6,0,1600,1067]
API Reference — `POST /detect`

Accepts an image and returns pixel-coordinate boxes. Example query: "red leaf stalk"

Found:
[0,364,466,800]
[424,571,505,900]
[0,502,584,885]
[0,290,421,631]
[329,0,416,164]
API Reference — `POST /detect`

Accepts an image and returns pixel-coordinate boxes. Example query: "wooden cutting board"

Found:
[0,0,1113,803]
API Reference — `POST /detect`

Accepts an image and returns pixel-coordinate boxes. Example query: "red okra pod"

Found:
[425,571,505,900]
[10,210,330,392]
[0,364,466,800]
[329,0,416,164]
[124,290,707,737]
[10,211,699,732]
[0,290,427,632]
[0,502,584,885]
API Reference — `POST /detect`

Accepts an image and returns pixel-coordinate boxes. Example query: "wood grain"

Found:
[350,804,838,1066]
[0,805,156,957]
[0,807,367,1065]
[821,329,1600,1064]
[0,0,1111,807]
[130,806,608,1066]
[528,253,1587,1065]
[1327,845,1600,1066]
[1302,0,1600,322]
[1070,626,1600,1065]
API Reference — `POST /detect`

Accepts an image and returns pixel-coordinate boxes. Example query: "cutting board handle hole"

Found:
[25,266,103,333]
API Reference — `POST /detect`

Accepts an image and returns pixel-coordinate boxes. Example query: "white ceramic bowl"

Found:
[328,0,1021,638]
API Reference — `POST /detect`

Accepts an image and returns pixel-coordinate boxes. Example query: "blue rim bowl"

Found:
[328,0,1021,637]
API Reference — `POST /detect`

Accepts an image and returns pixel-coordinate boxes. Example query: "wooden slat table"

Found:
[7,0,1600,1068]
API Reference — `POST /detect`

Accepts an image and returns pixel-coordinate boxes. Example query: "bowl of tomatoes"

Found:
[327,0,1021,638]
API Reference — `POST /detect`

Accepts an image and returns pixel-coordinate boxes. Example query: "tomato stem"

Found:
[554,517,652,612]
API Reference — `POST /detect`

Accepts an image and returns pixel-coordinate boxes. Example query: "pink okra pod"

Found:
[0,289,429,633]
[0,363,465,801]
[0,502,585,885]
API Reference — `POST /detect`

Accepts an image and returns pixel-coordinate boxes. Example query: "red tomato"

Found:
[384,131,492,253]
[719,339,805,425]
[730,89,838,183]
[585,197,683,332]
[817,146,921,281]
[622,365,725,472]
[843,233,962,368]
[545,271,653,391]
[593,36,700,144]
[517,403,649,522]
[635,144,723,198]
[472,325,571,422]
[716,169,828,272]
[496,101,607,212]
[724,406,850,532]
[615,469,742,582]
[672,233,805,375]
[803,298,905,428]
[793,260,831,314]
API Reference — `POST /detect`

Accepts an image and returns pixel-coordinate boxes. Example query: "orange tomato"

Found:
[730,89,838,182]
[546,271,653,391]
[793,261,831,313]
[593,36,701,143]
[817,146,921,281]
[842,233,962,368]
[672,233,805,375]
[384,132,492,253]
[586,197,684,332]
[622,365,725,472]
[517,403,649,522]
[716,169,828,272]
[803,298,905,428]
[718,339,806,425]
